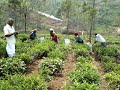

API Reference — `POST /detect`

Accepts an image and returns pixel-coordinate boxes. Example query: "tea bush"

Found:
[0,74,48,90]
[0,40,6,58]
[0,58,26,77]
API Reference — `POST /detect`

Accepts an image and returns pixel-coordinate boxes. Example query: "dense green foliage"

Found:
[0,74,48,90]
[0,0,120,33]
[0,40,6,58]
[39,44,68,81]
[0,0,120,88]
[93,39,120,89]
[0,32,119,89]
[63,44,100,90]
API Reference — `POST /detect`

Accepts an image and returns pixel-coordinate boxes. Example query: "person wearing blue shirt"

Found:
[30,29,37,40]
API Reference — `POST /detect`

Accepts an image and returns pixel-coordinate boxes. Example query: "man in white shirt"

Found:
[3,18,18,57]
[94,33,106,47]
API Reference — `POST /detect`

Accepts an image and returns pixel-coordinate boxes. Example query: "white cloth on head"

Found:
[50,28,54,32]
[53,31,56,34]
[96,34,105,43]
[4,24,16,57]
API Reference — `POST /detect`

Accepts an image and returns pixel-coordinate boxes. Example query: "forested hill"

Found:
[0,0,120,33]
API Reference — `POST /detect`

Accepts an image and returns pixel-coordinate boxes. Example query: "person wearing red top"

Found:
[52,32,58,43]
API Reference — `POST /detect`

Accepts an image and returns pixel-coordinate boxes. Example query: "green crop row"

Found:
[0,40,6,58]
[93,43,120,89]
[39,44,69,81]
[63,44,100,90]
[0,34,58,90]
[0,34,55,78]
[0,74,48,90]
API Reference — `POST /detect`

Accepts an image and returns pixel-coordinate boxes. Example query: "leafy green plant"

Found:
[0,58,26,77]
[102,61,120,73]
[77,56,93,63]
[73,44,89,57]
[39,57,64,80]
[48,49,66,60]
[0,40,6,58]
[16,40,32,54]
[101,56,114,63]
[0,74,48,90]
[105,72,120,90]
[29,41,55,58]
[55,44,69,52]
[93,45,118,56]
[16,53,33,64]
[69,81,99,90]
[69,65,100,85]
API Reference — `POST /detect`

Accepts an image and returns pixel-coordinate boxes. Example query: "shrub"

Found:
[48,49,66,60]
[0,74,48,90]
[0,58,26,77]
[101,56,114,63]
[69,63,100,84]
[105,72,120,90]
[0,40,6,58]
[69,81,99,90]
[16,53,33,64]
[39,58,64,81]
[77,56,93,63]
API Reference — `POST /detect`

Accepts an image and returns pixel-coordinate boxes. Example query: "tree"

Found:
[19,0,31,32]
[57,0,79,34]
[80,0,108,42]
[89,0,96,42]
[8,0,20,28]
[62,0,71,34]
[19,0,48,32]
[0,0,8,31]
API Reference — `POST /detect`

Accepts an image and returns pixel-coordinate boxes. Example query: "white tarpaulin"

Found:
[39,37,45,42]
[64,39,70,45]
[37,11,63,22]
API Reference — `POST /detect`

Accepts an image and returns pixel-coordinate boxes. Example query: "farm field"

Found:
[0,0,120,90]
[0,33,120,90]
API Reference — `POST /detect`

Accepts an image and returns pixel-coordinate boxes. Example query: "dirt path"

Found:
[26,59,42,75]
[92,55,112,90]
[48,50,76,90]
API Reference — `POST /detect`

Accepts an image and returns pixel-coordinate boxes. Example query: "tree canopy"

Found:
[0,0,120,33]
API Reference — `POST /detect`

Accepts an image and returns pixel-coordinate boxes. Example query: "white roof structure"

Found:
[37,11,63,22]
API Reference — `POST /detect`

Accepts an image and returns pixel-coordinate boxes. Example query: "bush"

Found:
[69,81,99,90]
[69,63,100,84]
[48,49,66,60]
[105,72,120,89]
[0,74,48,90]
[102,61,120,73]
[39,58,64,81]
[0,58,26,77]
[77,56,93,63]
[0,40,6,58]
[101,56,114,63]
[16,53,33,64]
